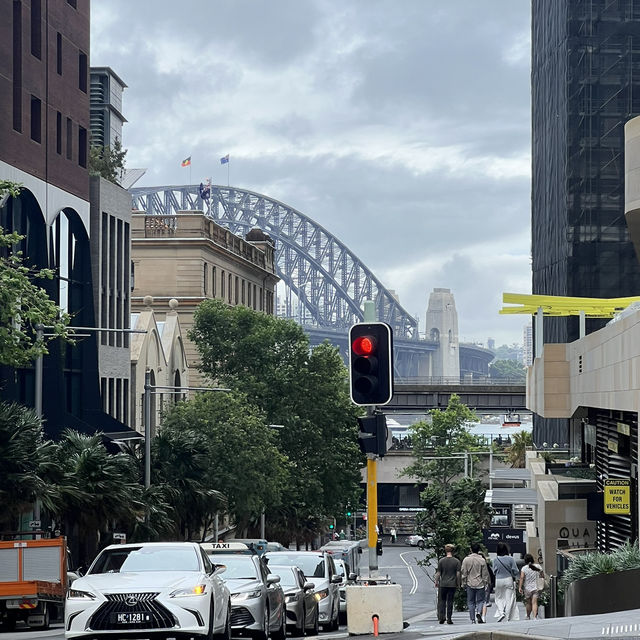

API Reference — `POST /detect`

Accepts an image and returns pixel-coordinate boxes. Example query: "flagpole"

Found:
[227,160,230,187]
[189,164,192,186]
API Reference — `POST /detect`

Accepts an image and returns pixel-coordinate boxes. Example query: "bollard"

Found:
[372,614,379,637]
[549,574,557,618]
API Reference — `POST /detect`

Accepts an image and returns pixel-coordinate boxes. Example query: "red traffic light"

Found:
[352,335,376,356]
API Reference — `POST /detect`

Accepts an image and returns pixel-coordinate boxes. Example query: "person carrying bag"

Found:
[492,542,520,622]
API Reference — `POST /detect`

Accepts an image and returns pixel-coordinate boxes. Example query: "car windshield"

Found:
[214,554,258,579]
[266,553,324,578]
[89,546,200,574]
[270,566,297,587]
[334,560,346,577]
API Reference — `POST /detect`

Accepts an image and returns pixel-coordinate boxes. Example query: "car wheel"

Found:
[307,608,319,636]
[272,606,286,640]
[30,603,50,631]
[417,540,425,549]
[292,606,305,637]
[214,602,231,640]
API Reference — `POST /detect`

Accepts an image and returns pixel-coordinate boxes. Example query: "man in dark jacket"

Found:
[435,543,461,624]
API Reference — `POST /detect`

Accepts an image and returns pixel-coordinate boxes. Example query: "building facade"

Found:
[130,211,279,387]
[89,66,127,149]
[531,0,640,446]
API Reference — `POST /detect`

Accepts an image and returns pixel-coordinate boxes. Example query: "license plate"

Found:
[111,611,152,624]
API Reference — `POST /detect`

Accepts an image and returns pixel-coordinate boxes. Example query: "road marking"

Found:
[399,551,419,595]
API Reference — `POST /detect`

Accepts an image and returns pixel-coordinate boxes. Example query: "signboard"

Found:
[29,520,41,529]
[482,527,526,554]
[604,479,631,515]
[113,532,127,541]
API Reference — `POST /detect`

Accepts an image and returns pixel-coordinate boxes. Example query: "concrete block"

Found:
[346,584,403,634]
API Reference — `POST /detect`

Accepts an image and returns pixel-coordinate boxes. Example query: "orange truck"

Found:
[0,537,68,631]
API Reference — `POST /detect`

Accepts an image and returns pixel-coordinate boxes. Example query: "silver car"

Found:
[264,551,341,631]
[270,565,319,636]
[210,552,286,640]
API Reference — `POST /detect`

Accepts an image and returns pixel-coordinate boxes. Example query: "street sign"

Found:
[29,520,41,529]
[604,479,631,515]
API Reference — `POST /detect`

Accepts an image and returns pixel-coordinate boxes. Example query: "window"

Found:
[228,274,232,303]
[66,0,77,8]
[56,32,62,75]
[78,51,87,92]
[56,112,62,154]
[221,270,225,298]
[30,0,41,59]
[235,276,239,304]
[203,262,208,295]
[66,117,72,159]
[78,126,87,167]
[30,95,41,143]
[13,0,22,132]
[242,280,245,305]
[212,266,216,297]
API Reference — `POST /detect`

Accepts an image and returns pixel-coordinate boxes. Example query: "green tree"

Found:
[0,181,70,368]
[189,299,363,543]
[89,138,127,184]
[489,358,526,381]
[492,344,522,360]
[159,391,288,537]
[505,430,533,468]
[403,394,483,491]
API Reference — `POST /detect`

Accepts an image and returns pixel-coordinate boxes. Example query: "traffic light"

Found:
[349,322,393,406]
[346,510,352,517]
[357,413,388,457]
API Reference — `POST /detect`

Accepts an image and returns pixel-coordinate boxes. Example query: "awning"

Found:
[484,488,538,505]
[490,469,531,481]
[103,430,144,441]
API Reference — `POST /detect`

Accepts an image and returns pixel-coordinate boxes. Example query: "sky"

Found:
[91,0,532,347]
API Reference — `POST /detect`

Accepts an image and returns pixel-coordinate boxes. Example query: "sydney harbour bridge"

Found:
[130,183,494,382]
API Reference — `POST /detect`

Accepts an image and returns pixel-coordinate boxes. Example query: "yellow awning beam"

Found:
[500,293,640,318]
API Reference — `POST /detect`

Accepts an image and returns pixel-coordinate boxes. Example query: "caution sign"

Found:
[604,479,631,515]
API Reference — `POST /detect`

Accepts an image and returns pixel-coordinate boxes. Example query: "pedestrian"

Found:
[460,542,489,624]
[435,543,460,625]
[339,529,346,540]
[519,553,545,620]
[480,552,494,623]
[492,542,520,622]
[390,527,397,544]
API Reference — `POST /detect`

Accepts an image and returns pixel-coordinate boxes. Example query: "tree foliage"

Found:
[158,391,288,537]
[403,394,483,491]
[505,430,533,468]
[89,138,127,184]
[189,299,363,543]
[0,181,70,368]
[489,358,526,381]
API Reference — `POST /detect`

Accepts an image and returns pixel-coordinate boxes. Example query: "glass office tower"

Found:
[532,0,640,445]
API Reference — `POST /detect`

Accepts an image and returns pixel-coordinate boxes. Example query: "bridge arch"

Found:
[130,184,418,339]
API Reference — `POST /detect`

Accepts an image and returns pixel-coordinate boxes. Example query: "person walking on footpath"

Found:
[461,542,489,624]
[390,527,397,543]
[492,542,520,622]
[519,553,545,620]
[435,544,461,625]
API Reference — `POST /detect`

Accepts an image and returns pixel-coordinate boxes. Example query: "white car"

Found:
[65,542,231,639]
[406,534,425,548]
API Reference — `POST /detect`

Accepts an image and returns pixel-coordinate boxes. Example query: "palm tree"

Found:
[505,430,533,468]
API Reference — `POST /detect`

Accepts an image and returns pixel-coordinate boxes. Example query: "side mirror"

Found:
[215,564,227,575]
[348,572,357,581]
[267,574,281,585]
[331,574,342,584]
[303,581,315,591]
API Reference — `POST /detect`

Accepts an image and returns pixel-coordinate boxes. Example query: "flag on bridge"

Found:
[220,154,229,164]
[181,156,191,167]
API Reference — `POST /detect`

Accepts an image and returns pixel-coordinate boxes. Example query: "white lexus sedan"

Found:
[65,542,231,640]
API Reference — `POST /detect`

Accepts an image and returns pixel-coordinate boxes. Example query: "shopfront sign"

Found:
[482,527,526,554]
[604,479,631,515]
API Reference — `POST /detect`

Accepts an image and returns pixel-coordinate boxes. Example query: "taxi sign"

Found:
[201,542,251,553]
[604,478,631,515]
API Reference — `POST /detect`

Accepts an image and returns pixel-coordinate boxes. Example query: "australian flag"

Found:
[220,154,229,164]
[199,182,210,201]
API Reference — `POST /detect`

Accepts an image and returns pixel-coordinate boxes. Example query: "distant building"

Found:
[425,288,460,380]
[89,66,127,148]
[487,338,495,351]
[522,323,533,367]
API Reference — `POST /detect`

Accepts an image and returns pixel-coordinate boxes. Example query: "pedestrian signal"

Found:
[349,322,393,406]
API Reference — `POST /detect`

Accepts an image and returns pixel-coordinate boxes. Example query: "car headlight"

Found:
[314,589,328,601]
[232,589,261,601]
[67,588,96,600]
[170,584,207,597]
[285,593,300,603]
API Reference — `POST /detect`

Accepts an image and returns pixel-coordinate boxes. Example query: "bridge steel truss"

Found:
[130,184,419,339]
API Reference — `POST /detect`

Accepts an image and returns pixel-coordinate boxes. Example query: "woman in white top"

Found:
[518,553,545,620]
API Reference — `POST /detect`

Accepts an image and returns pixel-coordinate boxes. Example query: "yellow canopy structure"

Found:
[500,293,640,318]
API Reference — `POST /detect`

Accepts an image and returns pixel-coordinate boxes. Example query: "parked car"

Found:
[204,549,286,640]
[269,564,319,636]
[319,540,361,577]
[65,542,231,640]
[406,534,425,548]
[264,551,341,631]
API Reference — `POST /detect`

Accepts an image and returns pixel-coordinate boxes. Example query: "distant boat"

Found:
[502,413,521,427]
